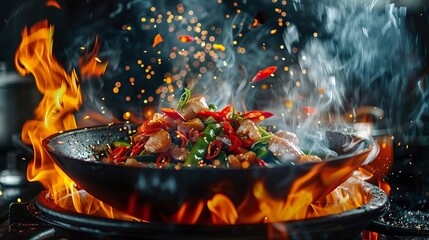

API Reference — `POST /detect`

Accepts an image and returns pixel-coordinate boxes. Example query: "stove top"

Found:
[0,199,425,240]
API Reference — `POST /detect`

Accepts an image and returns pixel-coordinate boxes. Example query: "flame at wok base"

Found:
[42,176,382,225]
[29,181,388,240]
[118,176,375,225]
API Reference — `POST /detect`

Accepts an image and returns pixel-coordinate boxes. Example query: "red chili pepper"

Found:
[178,35,195,43]
[233,147,248,155]
[139,120,168,133]
[131,132,145,143]
[138,119,151,132]
[256,158,268,167]
[142,127,161,136]
[188,128,201,142]
[108,146,129,163]
[197,111,223,122]
[160,108,185,121]
[147,121,167,130]
[131,140,146,156]
[227,135,242,151]
[302,106,318,115]
[240,138,254,148]
[175,130,188,148]
[223,122,234,136]
[156,152,171,168]
[206,139,222,160]
[242,110,274,122]
[250,66,277,83]
[219,105,232,118]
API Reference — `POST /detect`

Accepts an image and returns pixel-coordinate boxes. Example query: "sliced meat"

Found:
[236,119,262,141]
[124,158,142,167]
[268,135,304,162]
[177,118,205,133]
[275,130,299,146]
[149,113,177,131]
[227,151,257,169]
[178,96,209,120]
[227,155,242,168]
[237,151,257,165]
[298,155,322,163]
[151,113,164,121]
[144,129,172,153]
[169,144,189,161]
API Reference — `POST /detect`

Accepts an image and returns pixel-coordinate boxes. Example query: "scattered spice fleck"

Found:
[213,43,226,52]
[152,33,164,48]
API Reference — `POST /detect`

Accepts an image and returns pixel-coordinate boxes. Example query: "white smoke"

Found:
[42,0,426,140]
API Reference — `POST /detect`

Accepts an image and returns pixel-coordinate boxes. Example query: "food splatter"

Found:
[178,35,195,43]
[152,33,164,48]
[250,66,277,82]
[252,12,267,28]
[213,43,226,52]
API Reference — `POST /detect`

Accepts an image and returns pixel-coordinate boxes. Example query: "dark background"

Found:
[1,0,428,131]
[2,0,428,70]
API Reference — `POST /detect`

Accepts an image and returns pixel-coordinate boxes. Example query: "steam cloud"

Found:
[9,0,426,140]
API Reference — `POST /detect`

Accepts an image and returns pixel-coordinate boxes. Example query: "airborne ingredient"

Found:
[96,89,321,168]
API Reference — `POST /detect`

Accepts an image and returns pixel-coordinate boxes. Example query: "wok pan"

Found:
[43,123,377,221]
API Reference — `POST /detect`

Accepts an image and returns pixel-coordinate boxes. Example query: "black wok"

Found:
[43,123,377,221]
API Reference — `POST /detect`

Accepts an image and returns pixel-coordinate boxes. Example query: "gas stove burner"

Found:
[367,197,429,236]
[26,182,388,240]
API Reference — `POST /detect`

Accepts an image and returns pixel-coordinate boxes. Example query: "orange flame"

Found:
[150,168,370,226]
[15,21,81,189]
[362,135,393,195]
[15,20,137,220]
[79,36,108,78]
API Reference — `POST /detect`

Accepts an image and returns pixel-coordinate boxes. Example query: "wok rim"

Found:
[42,123,376,172]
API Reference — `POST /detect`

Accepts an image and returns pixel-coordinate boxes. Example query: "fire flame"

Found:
[15,20,137,220]
[15,21,81,189]
[158,171,371,225]
[79,36,108,79]
[15,20,373,232]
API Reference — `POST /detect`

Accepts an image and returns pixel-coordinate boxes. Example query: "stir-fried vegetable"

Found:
[177,88,191,110]
[160,108,185,121]
[97,89,322,169]
[185,123,222,166]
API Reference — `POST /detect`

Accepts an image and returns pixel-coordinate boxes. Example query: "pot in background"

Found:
[0,69,41,151]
